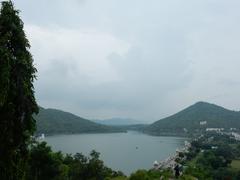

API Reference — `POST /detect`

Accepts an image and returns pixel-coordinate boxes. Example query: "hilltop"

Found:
[35,107,126,135]
[144,102,240,136]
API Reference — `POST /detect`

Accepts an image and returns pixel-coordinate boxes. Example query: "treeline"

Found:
[26,141,124,180]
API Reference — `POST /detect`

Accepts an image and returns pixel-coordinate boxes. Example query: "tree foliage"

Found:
[26,141,124,180]
[0,1,38,179]
[184,133,240,179]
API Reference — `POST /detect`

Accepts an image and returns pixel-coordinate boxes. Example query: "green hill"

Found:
[34,107,126,135]
[144,102,240,136]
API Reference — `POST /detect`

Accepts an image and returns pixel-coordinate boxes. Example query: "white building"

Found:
[200,121,207,125]
[206,128,224,132]
[153,161,159,169]
[232,132,240,141]
[38,133,45,140]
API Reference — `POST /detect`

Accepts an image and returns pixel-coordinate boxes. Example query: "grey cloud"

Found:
[11,0,240,121]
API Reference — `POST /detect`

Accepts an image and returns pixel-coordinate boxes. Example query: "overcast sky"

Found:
[9,0,240,122]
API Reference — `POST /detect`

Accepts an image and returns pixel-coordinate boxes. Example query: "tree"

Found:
[129,170,150,180]
[0,1,38,179]
[27,142,67,180]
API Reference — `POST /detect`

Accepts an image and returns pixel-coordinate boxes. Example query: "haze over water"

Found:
[45,131,186,175]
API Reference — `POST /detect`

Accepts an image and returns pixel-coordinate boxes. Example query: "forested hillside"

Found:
[145,102,240,136]
[35,107,126,135]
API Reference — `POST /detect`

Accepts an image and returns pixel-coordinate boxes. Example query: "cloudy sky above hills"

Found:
[11,0,240,121]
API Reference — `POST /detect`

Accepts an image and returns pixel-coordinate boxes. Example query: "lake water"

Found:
[45,131,186,175]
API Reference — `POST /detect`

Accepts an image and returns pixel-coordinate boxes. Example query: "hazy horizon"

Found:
[10,0,240,121]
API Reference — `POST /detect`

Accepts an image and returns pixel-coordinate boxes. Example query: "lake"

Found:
[45,131,186,175]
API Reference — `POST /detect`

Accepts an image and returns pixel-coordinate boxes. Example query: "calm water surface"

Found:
[45,131,186,175]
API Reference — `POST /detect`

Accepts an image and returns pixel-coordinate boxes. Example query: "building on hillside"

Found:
[183,128,188,133]
[200,121,207,125]
[184,141,191,148]
[153,161,159,169]
[231,132,240,141]
[206,128,224,132]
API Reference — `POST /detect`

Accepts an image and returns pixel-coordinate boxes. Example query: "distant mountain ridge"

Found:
[92,118,145,126]
[144,102,240,136]
[35,107,125,135]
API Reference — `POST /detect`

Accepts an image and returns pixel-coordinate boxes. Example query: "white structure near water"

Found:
[38,133,45,140]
